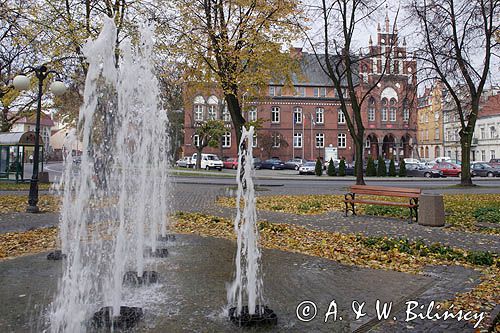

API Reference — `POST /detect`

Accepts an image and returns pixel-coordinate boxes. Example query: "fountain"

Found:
[227,126,277,327]
[49,17,171,332]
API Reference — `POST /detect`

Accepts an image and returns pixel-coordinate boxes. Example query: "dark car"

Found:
[260,159,285,170]
[284,158,306,170]
[253,158,262,169]
[471,162,500,177]
[406,163,443,178]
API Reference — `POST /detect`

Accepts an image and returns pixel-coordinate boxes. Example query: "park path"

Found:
[0,182,498,253]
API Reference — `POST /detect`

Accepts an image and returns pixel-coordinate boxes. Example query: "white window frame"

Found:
[491,150,496,160]
[315,133,324,148]
[315,107,324,124]
[193,134,200,147]
[338,109,346,124]
[269,86,275,96]
[208,104,217,120]
[294,107,303,124]
[223,106,231,122]
[293,132,302,148]
[272,132,281,148]
[313,87,319,97]
[194,104,204,121]
[248,107,257,122]
[338,133,347,148]
[320,87,327,97]
[294,86,305,97]
[252,134,258,148]
[222,132,231,148]
[368,107,375,122]
[389,107,396,122]
[271,106,280,123]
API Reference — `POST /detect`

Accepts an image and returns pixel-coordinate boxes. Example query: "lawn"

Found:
[217,194,500,234]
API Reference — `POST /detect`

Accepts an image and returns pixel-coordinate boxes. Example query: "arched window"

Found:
[368,97,376,122]
[194,95,205,121]
[207,95,218,120]
[389,98,397,122]
[381,98,388,121]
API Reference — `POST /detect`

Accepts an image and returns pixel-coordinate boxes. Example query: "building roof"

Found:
[15,112,55,127]
[273,50,354,87]
[0,131,43,146]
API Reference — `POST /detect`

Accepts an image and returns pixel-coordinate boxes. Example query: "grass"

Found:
[217,193,500,234]
[0,181,53,191]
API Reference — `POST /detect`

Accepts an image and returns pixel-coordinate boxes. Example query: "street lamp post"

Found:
[13,65,66,213]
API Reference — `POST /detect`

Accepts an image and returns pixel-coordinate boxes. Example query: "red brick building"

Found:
[358,16,418,160]
[183,17,417,163]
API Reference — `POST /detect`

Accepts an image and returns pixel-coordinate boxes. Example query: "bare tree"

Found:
[411,0,499,186]
[299,0,399,185]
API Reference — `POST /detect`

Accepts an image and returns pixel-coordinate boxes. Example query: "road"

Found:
[43,162,500,193]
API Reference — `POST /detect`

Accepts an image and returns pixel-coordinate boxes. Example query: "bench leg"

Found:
[409,198,419,224]
[344,193,356,217]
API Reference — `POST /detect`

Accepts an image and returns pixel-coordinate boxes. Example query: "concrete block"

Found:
[418,193,445,227]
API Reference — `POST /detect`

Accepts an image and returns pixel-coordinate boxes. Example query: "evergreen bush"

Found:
[315,158,323,176]
[327,159,336,176]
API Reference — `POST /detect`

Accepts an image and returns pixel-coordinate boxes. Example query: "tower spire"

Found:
[385,8,390,32]
[369,35,373,45]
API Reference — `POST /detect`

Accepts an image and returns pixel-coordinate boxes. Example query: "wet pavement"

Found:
[0,234,486,332]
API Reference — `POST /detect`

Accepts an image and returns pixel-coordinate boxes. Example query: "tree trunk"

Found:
[225,93,245,144]
[460,132,474,186]
[354,134,365,185]
[196,146,203,169]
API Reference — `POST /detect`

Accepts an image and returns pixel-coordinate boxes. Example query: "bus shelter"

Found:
[0,132,44,182]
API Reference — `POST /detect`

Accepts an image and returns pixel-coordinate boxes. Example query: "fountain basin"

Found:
[47,250,66,260]
[229,305,277,327]
[91,306,143,329]
[123,271,159,285]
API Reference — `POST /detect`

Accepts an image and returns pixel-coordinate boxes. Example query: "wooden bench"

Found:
[344,185,421,223]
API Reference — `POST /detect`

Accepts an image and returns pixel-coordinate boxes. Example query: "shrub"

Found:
[377,156,387,177]
[389,158,396,176]
[466,251,495,266]
[327,159,336,176]
[338,159,346,176]
[398,160,407,177]
[473,206,500,224]
[315,158,323,176]
[366,157,376,176]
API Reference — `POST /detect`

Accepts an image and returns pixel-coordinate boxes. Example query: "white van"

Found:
[191,153,223,171]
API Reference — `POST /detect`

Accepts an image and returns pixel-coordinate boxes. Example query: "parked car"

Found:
[471,162,500,177]
[323,158,340,170]
[406,163,443,178]
[489,158,500,167]
[252,158,262,170]
[260,159,285,170]
[191,153,223,170]
[175,156,193,168]
[404,158,421,164]
[284,158,306,170]
[223,157,238,169]
[432,162,461,177]
[298,161,317,175]
[433,156,452,163]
